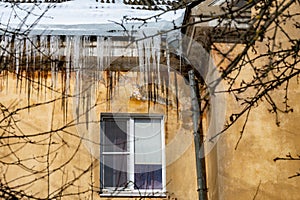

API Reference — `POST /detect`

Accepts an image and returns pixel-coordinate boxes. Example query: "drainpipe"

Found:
[188,70,207,200]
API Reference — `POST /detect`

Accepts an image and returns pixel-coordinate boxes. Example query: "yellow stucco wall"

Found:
[0,71,199,200]
[203,2,300,199]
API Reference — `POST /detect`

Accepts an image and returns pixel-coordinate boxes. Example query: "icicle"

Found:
[8,35,13,70]
[82,35,94,129]
[144,38,152,94]
[4,35,12,70]
[165,37,171,115]
[0,35,12,92]
[82,35,89,119]
[18,36,25,93]
[24,37,30,96]
[73,35,81,123]
[0,36,4,56]
[25,36,32,73]
[166,40,171,81]
[40,35,48,70]
[97,36,104,74]
[109,38,113,66]
[73,36,81,71]
[14,36,21,76]
[64,35,72,93]
[37,35,46,96]
[24,36,33,100]
[31,36,37,73]
[61,35,72,121]
[50,35,59,90]
[105,37,112,70]
[104,37,108,68]
[153,35,161,86]
[0,36,5,62]
[136,35,163,103]
[96,37,103,80]
[178,33,182,73]
[137,39,145,86]
[0,37,3,78]
[83,36,90,71]
[151,37,156,61]
[0,35,10,72]
[6,35,11,59]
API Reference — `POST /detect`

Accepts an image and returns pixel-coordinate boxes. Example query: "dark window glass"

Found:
[103,154,128,188]
[103,119,127,152]
[134,164,162,189]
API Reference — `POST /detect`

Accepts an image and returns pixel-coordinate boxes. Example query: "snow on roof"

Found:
[0,0,186,36]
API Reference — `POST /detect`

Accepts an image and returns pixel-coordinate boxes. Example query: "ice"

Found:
[153,35,161,85]
[106,38,112,70]
[137,39,145,85]
[14,36,21,75]
[135,34,164,100]
[40,35,48,72]
[73,36,81,71]
[0,36,9,65]
[144,37,151,86]
[82,36,87,68]
[97,36,104,73]
[31,36,38,71]
[71,35,115,125]
[65,35,72,96]
[25,37,32,72]
[0,32,169,123]
[166,39,170,85]
[50,35,59,90]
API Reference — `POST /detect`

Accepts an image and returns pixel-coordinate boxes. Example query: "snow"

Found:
[0,0,185,36]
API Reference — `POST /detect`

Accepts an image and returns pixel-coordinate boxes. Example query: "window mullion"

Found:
[100,120,104,190]
[161,116,166,192]
[128,118,135,190]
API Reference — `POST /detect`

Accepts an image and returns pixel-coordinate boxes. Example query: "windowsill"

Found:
[99,189,167,198]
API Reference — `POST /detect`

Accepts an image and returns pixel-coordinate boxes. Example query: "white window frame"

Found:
[100,113,166,197]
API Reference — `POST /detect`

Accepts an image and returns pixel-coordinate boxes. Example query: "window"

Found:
[100,113,166,196]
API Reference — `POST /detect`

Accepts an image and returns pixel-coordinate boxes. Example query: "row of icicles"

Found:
[0,34,177,121]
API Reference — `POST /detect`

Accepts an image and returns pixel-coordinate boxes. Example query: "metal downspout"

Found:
[188,70,207,200]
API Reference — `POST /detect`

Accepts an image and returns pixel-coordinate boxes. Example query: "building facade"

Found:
[0,0,299,199]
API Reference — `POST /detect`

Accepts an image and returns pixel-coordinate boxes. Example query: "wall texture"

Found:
[0,71,199,199]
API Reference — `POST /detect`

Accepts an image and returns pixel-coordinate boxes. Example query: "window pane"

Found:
[100,114,165,192]
[103,119,127,152]
[134,119,162,164]
[102,155,128,188]
[134,164,162,189]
